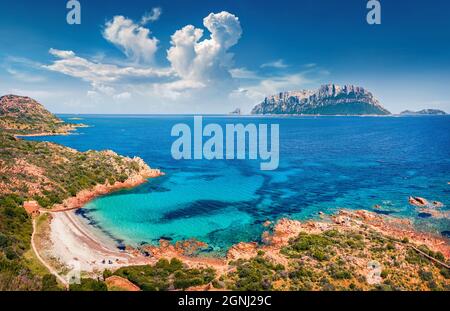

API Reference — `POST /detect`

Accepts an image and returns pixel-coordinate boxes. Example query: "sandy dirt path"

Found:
[31,218,69,288]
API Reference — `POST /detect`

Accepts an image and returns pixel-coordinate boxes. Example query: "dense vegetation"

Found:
[0,133,146,208]
[0,94,77,135]
[84,230,449,292]
[112,258,215,291]
[69,278,108,291]
[0,194,59,290]
[222,230,450,291]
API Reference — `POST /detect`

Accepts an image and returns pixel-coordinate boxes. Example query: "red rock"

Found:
[23,200,40,217]
[227,242,258,261]
[432,201,443,208]
[263,220,272,227]
[409,196,428,207]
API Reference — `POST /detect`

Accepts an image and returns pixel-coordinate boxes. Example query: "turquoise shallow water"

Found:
[28,115,450,252]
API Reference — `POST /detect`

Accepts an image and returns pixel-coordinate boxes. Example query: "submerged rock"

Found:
[432,201,444,208]
[418,212,432,218]
[409,196,429,207]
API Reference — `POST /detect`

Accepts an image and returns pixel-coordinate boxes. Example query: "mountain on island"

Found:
[400,109,447,115]
[251,84,391,116]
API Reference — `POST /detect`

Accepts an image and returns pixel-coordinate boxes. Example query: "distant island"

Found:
[400,109,447,116]
[229,108,241,115]
[252,84,391,116]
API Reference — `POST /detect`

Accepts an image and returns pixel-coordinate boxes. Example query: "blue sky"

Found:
[0,0,449,113]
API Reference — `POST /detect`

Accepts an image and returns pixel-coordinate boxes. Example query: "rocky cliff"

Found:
[252,84,391,115]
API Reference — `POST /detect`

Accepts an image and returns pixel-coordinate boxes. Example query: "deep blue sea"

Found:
[27,115,450,253]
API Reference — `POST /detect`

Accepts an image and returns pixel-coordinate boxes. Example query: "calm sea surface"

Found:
[27,115,450,253]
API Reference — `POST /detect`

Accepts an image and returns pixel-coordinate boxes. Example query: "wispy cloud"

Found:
[6,68,46,83]
[229,67,261,79]
[260,59,288,69]
[44,48,173,96]
[141,7,162,25]
[304,63,317,68]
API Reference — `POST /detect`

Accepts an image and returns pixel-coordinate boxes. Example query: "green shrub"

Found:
[69,278,107,291]
[41,274,61,291]
[114,259,215,291]
[418,269,433,282]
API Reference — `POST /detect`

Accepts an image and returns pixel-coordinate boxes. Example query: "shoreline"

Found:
[37,210,155,276]
[39,205,450,282]
[13,124,89,138]
[47,169,164,213]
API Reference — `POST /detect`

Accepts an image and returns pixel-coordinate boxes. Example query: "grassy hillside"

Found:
[0,95,79,135]
[224,230,449,291]
[0,133,151,208]
[80,221,449,291]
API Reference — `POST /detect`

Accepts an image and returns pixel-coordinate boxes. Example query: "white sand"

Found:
[48,211,153,274]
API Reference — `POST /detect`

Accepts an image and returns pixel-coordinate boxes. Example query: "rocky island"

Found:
[400,109,447,115]
[252,84,391,116]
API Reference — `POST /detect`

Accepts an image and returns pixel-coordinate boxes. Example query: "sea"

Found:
[26,115,450,254]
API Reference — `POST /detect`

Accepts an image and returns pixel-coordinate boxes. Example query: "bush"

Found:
[230,257,281,291]
[281,232,333,261]
[103,269,113,280]
[114,259,215,291]
[440,268,450,279]
[327,264,352,280]
[418,269,433,282]
[69,278,107,291]
[41,274,60,291]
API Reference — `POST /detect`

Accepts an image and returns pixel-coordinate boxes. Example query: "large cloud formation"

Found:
[40,10,317,113]
[167,11,242,83]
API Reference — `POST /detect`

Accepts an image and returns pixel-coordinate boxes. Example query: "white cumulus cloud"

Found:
[103,16,159,63]
[167,11,242,84]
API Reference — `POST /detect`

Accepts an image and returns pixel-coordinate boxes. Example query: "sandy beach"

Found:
[37,208,230,281]
[33,170,165,280]
[46,210,155,273]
